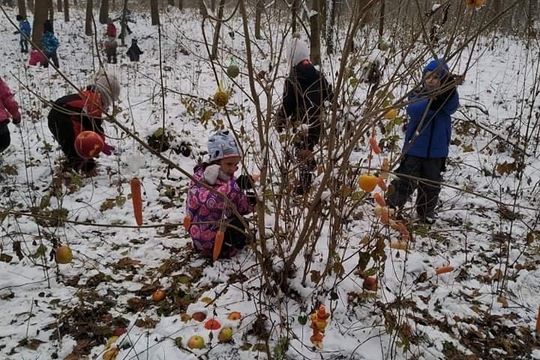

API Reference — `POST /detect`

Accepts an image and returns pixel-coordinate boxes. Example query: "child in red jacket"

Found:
[47,72,120,175]
[0,77,21,153]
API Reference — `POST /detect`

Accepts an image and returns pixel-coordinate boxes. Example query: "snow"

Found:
[1,4,540,360]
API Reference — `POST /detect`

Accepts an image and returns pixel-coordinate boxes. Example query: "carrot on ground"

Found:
[130,177,143,226]
[183,215,191,230]
[435,265,454,275]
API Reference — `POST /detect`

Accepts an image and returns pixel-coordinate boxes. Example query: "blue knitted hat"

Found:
[207,130,240,163]
[423,59,450,78]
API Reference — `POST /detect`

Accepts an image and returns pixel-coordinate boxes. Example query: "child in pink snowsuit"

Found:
[0,78,21,153]
[186,130,256,259]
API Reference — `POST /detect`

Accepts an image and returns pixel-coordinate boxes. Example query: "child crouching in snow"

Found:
[186,130,256,259]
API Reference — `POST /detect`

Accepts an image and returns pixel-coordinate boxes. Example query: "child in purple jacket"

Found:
[186,130,256,259]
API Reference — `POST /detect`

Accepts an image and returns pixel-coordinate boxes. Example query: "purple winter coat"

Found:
[0,78,21,123]
[186,165,254,256]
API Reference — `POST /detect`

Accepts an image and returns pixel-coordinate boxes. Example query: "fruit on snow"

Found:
[152,289,166,302]
[218,327,233,342]
[186,335,205,349]
[363,277,378,291]
[227,311,242,320]
[204,318,221,330]
[191,312,207,322]
[213,90,229,107]
[226,64,239,78]
[55,245,73,264]
[74,131,104,159]
[358,174,378,192]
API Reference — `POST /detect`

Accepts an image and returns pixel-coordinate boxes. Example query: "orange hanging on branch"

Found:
[130,177,143,226]
[377,177,387,191]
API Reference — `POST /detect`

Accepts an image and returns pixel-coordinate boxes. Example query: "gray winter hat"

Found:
[94,72,120,109]
[287,36,310,69]
[207,130,240,163]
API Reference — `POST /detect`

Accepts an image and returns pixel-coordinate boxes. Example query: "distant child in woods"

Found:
[275,36,333,195]
[186,130,256,259]
[41,20,59,68]
[0,78,22,153]
[386,59,461,225]
[104,37,118,64]
[106,18,117,38]
[126,39,143,62]
[14,15,31,53]
[47,72,120,175]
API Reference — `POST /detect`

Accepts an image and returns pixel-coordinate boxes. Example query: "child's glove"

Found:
[102,143,115,155]
[236,174,254,190]
[246,191,257,206]
[12,117,21,126]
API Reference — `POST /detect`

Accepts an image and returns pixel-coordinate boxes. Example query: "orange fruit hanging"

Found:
[358,174,378,192]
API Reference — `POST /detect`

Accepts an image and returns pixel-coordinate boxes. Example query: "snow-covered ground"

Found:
[1,4,540,360]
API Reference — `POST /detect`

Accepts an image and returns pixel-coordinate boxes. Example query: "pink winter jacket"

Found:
[0,79,21,124]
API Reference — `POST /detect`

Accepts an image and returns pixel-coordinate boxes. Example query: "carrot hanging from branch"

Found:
[130,177,143,226]
[213,228,225,261]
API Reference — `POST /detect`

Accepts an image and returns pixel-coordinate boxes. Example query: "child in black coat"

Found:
[275,37,333,194]
[126,39,143,62]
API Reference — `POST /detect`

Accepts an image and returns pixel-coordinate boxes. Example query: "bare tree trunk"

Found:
[151,0,159,25]
[119,0,128,46]
[85,0,93,36]
[310,0,322,65]
[73,0,77,5]
[48,0,54,20]
[99,0,109,24]
[168,0,174,6]
[255,0,264,40]
[211,0,216,13]
[32,3,48,47]
[291,0,299,33]
[199,0,207,16]
[63,0,69,22]
[18,0,27,18]
[528,0,538,39]
[27,0,33,12]
[210,0,226,60]
[178,0,183,10]
[326,0,336,55]
[57,0,62,11]
[378,0,385,38]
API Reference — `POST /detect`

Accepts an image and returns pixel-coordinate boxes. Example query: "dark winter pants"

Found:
[44,50,59,68]
[107,53,118,64]
[293,119,322,194]
[47,110,96,173]
[219,216,248,258]
[386,156,445,219]
[0,122,11,153]
[19,38,28,53]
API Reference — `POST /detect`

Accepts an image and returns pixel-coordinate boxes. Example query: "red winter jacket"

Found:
[51,89,106,140]
[0,78,21,124]
[106,23,117,38]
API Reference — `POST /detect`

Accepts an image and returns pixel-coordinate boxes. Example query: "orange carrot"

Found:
[435,266,454,275]
[130,177,143,226]
[536,306,540,333]
[213,230,225,261]
[377,177,387,191]
[373,193,386,207]
[183,215,191,231]
[369,137,382,154]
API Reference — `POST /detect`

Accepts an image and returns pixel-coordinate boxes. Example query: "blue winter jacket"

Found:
[19,20,31,37]
[41,31,59,53]
[404,60,459,159]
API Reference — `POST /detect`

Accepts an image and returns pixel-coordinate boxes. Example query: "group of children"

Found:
[5,15,462,259]
[103,18,144,64]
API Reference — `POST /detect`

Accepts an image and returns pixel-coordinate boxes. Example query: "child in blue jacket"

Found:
[15,15,31,53]
[386,59,461,224]
[41,20,59,68]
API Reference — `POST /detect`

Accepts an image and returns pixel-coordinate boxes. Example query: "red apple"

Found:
[74,131,104,159]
